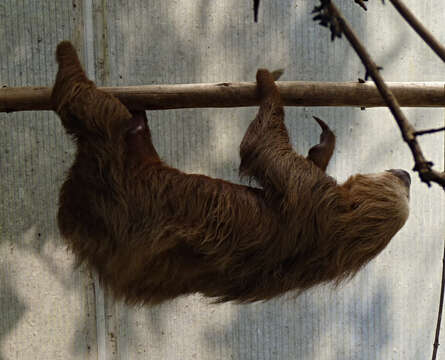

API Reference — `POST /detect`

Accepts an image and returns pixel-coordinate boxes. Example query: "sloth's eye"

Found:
[351,202,360,210]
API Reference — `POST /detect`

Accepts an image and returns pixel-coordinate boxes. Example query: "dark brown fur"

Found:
[53,41,410,304]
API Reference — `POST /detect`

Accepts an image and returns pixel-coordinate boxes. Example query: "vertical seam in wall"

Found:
[83,0,96,79]
[93,272,107,360]
[83,1,107,360]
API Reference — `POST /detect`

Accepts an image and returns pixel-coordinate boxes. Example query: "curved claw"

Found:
[312,116,329,132]
[271,69,284,81]
[307,116,336,172]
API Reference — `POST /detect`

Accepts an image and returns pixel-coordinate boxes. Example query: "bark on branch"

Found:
[1,81,444,113]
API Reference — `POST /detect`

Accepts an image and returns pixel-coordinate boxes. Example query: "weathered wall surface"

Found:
[0,1,444,359]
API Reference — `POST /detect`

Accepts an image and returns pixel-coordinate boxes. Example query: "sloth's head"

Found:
[342,169,410,227]
[328,169,410,279]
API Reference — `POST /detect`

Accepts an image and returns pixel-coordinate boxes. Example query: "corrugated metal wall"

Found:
[0,1,444,359]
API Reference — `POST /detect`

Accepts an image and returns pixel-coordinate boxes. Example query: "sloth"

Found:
[52,41,410,304]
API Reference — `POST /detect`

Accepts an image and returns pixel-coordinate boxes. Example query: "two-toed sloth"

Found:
[52,41,410,304]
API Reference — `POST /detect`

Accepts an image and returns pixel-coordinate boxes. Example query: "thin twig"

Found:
[414,127,445,137]
[320,0,445,189]
[389,0,445,62]
[253,0,260,22]
[354,0,368,11]
[432,244,445,360]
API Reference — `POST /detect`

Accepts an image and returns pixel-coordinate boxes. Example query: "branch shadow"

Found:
[0,264,26,360]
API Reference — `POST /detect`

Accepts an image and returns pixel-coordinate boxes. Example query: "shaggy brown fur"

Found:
[53,41,410,304]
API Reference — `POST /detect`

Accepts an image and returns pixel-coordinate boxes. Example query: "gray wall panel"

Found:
[0,1,96,359]
[0,0,444,359]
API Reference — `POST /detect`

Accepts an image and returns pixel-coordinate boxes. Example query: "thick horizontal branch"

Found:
[1,81,444,113]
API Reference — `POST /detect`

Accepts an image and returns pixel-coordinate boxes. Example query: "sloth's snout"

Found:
[387,169,411,188]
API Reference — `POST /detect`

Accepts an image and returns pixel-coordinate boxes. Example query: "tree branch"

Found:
[389,0,445,62]
[1,82,444,113]
[316,0,445,189]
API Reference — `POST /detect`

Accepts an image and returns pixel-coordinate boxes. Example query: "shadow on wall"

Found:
[0,266,26,360]
[203,282,392,360]
[0,111,72,248]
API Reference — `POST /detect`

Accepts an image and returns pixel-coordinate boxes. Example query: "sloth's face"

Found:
[349,170,410,206]
[339,170,410,248]
[323,170,411,277]
[342,169,410,204]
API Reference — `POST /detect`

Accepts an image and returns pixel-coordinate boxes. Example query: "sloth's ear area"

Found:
[307,116,336,172]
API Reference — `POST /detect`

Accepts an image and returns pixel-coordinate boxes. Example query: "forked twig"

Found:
[313,0,445,189]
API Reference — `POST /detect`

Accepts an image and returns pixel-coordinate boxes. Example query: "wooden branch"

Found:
[389,0,445,62]
[324,0,445,189]
[432,244,445,360]
[1,81,444,113]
